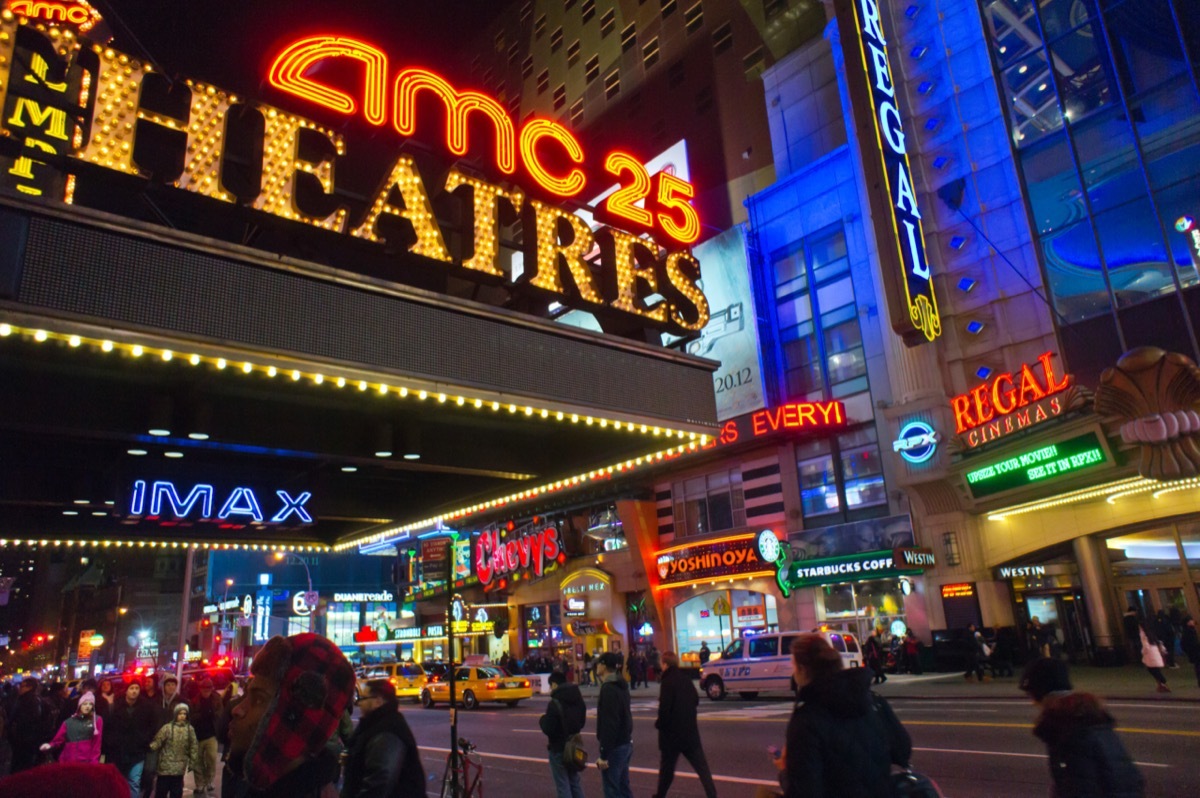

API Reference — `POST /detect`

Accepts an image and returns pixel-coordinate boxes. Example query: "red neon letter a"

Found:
[268,35,389,126]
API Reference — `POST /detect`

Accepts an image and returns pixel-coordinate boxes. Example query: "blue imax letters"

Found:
[129,480,313,524]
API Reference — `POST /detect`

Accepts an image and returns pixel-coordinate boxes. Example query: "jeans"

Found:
[653,745,718,798]
[194,736,218,790]
[548,750,585,798]
[122,760,145,798]
[601,743,633,798]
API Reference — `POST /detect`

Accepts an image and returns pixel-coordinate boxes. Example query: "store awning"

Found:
[565,619,614,637]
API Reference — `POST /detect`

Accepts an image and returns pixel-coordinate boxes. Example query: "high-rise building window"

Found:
[771,226,865,402]
[672,468,746,538]
[585,55,601,84]
[979,0,1200,378]
[685,2,704,34]
[796,426,887,526]
[601,9,616,36]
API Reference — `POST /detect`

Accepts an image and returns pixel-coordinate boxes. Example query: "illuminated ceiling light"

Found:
[358,380,368,391]
[1018,65,1028,74]
[68,335,81,347]
[0,324,11,336]
[509,404,517,413]
[73,499,88,505]
[216,358,227,369]
[492,401,500,411]
[127,449,148,456]
[437,393,446,403]
[189,354,201,365]
[474,399,483,408]
[63,510,78,516]
[161,350,173,361]
[378,383,389,395]
[456,396,465,406]
[267,366,277,377]
[341,466,358,473]
[101,340,114,352]
[164,451,184,458]
[148,428,171,437]
[336,377,346,388]
[131,345,143,357]
[91,511,107,517]
[242,362,253,373]
[187,432,210,441]
[291,370,302,381]
[1038,83,1047,91]
[34,329,48,342]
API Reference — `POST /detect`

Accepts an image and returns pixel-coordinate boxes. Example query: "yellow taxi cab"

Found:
[421,665,532,709]
[362,662,428,702]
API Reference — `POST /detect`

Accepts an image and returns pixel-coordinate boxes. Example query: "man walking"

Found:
[102,681,157,798]
[539,671,587,798]
[594,652,633,798]
[341,679,425,798]
[652,652,717,798]
[189,678,222,796]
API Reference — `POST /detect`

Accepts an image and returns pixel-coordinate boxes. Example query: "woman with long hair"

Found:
[772,633,911,797]
[1139,622,1170,693]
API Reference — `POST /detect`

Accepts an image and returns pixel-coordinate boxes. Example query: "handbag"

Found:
[561,732,588,772]
[891,768,944,798]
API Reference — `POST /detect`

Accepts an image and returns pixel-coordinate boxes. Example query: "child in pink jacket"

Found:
[40,691,103,763]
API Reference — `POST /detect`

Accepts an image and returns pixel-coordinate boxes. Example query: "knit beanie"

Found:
[78,691,96,709]
[1019,657,1072,701]
[242,633,355,790]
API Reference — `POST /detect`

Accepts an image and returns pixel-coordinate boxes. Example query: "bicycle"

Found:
[441,736,483,798]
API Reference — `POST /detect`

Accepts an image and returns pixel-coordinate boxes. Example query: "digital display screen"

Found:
[964,431,1107,499]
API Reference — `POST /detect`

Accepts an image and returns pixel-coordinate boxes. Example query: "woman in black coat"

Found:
[773,634,911,797]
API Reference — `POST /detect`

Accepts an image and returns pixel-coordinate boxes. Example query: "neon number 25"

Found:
[601,153,701,245]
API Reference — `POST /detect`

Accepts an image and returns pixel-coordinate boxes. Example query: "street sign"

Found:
[303,590,319,610]
[712,596,731,615]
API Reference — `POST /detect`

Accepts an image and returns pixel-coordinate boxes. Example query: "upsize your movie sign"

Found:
[0,9,711,337]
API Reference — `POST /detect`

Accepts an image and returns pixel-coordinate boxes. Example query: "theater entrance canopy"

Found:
[0,5,718,552]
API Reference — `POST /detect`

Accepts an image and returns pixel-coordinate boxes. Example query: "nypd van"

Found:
[699,630,862,700]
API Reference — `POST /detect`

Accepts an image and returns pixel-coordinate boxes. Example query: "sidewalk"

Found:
[552,664,1200,703]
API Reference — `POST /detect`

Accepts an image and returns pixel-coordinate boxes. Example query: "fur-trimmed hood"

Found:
[1033,692,1115,745]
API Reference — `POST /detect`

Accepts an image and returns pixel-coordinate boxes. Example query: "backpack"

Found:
[551,698,588,773]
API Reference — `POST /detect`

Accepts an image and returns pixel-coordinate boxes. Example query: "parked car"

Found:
[699,630,862,700]
[421,666,531,709]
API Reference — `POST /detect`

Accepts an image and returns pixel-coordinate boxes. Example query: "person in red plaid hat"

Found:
[226,633,357,798]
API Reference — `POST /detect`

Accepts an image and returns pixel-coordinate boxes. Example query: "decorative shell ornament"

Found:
[1094,347,1200,480]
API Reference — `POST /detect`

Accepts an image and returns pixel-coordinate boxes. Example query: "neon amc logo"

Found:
[268,35,700,245]
[7,0,99,29]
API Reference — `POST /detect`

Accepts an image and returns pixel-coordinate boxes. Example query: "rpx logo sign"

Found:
[475,526,561,589]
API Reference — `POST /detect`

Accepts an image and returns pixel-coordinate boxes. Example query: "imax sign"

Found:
[129,480,313,524]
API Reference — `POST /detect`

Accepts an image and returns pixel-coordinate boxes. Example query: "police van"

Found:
[699,630,862,700]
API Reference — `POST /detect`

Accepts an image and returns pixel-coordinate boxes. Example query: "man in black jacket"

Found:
[652,651,716,798]
[341,679,425,798]
[539,671,587,798]
[102,681,157,798]
[7,678,52,773]
[594,652,633,798]
[190,678,223,795]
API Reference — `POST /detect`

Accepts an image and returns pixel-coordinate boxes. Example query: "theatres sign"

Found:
[475,521,563,590]
[654,532,778,590]
[0,11,710,336]
[701,400,846,450]
[952,353,1074,448]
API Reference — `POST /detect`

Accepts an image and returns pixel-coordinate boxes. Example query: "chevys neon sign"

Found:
[0,16,711,336]
[475,525,562,590]
[952,352,1071,448]
[836,0,940,344]
[128,480,313,524]
[702,400,846,449]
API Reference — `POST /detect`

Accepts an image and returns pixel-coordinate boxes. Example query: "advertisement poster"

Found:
[787,514,915,561]
[685,225,766,419]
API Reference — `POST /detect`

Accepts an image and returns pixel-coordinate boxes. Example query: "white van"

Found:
[699,630,862,700]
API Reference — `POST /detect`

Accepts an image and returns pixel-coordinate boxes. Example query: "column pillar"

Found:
[1073,535,1122,665]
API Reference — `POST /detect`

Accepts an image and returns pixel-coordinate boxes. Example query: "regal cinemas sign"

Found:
[0,9,710,335]
[952,352,1072,448]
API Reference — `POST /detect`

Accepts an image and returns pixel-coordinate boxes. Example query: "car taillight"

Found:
[390,677,398,684]
[521,680,529,688]
[486,681,496,689]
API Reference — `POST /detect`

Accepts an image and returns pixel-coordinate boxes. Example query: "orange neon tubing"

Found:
[393,68,516,174]
[655,172,701,244]
[653,571,777,591]
[268,35,389,126]
[653,531,759,557]
[602,151,654,227]
[519,118,586,197]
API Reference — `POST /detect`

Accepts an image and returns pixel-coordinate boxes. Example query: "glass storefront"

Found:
[1107,522,1200,621]
[672,588,778,666]
[522,602,564,652]
[815,577,908,643]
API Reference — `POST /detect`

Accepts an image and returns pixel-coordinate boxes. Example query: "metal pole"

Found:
[175,546,195,686]
[447,549,459,798]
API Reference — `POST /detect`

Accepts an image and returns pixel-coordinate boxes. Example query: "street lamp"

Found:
[116,607,148,671]
[272,552,315,631]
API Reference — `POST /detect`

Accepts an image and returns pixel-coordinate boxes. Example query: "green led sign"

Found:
[965,431,1108,499]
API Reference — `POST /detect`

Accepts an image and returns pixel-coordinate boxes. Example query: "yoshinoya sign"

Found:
[836,0,940,345]
[952,353,1074,449]
[0,13,710,337]
[654,532,778,589]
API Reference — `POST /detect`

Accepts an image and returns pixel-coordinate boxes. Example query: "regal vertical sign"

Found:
[836,0,941,345]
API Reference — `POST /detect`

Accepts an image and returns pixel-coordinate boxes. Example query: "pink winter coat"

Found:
[47,713,103,764]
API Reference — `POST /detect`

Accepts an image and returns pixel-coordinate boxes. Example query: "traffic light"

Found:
[201,618,211,628]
